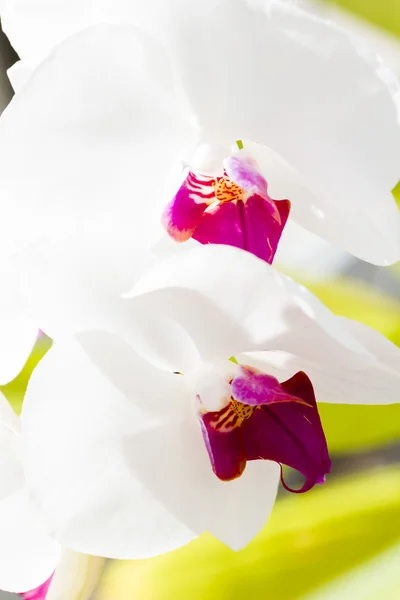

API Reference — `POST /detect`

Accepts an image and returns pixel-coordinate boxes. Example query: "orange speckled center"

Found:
[212,176,244,203]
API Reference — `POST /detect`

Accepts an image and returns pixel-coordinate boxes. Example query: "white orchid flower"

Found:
[0,3,398,265]
[0,392,105,598]
[20,243,400,558]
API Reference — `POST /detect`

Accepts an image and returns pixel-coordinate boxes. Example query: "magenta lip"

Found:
[162,155,290,264]
[199,368,331,492]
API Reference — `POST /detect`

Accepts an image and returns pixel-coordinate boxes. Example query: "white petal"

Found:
[16,233,200,371]
[243,140,400,265]
[7,60,34,92]
[166,1,400,264]
[16,234,149,338]
[0,391,20,432]
[0,300,38,385]
[22,336,196,559]
[0,0,88,62]
[193,361,236,411]
[47,550,105,600]
[241,315,400,405]
[0,392,23,496]
[128,244,374,364]
[274,218,353,279]
[75,330,195,418]
[0,264,38,385]
[338,317,400,373]
[0,393,61,593]
[0,0,159,63]
[0,24,197,255]
[0,492,61,594]
[124,415,280,550]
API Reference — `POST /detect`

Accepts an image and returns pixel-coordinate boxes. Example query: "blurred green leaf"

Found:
[303,541,400,600]
[321,0,400,38]
[320,402,400,453]
[96,467,400,600]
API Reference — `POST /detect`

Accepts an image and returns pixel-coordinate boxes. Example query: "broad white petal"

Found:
[0,298,37,385]
[243,141,400,265]
[7,60,34,92]
[0,265,38,385]
[22,336,196,559]
[47,550,105,600]
[0,0,160,63]
[0,391,20,431]
[128,244,375,364]
[124,415,280,550]
[0,392,23,495]
[165,1,400,264]
[16,234,200,372]
[75,330,196,418]
[337,317,400,373]
[0,393,60,593]
[274,219,353,279]
[0,24,197,255]
[16,234,149,338]
[241,316,400,405]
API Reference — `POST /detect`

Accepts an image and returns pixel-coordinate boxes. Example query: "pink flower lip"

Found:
[199,367,331,493]
[162,153,290,264]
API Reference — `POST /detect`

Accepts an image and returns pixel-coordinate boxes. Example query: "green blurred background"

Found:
[1,0,400,598]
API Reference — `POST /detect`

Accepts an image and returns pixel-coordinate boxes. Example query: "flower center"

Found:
[212,176,244,204]
[204,397,254,433]
[230,398,254,421]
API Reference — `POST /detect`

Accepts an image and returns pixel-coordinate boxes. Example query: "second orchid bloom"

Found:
[19,242,400,559]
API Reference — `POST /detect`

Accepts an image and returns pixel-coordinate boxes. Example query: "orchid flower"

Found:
[0,3,398,265]
[0,392,105,598]
[19,243,400,558]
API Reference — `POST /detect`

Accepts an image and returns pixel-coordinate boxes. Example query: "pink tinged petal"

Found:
[193,195,290,263]
[231,365,308,406]
[161,171,216,241]
[20,574,53,600]
[224,155,269,205]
